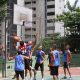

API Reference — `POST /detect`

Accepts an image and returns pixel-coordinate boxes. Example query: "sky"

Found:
[65,0,80,7]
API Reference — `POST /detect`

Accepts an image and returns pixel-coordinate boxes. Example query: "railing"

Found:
[0,54,80,77]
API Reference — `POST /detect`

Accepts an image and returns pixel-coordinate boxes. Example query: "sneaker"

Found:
[42,78,44,80]
[25,77,28,80]
[12,75,16,79]
[62,76,67,79]
[33,78,36,80]
[30,77,33,80]
[69,77,72,80]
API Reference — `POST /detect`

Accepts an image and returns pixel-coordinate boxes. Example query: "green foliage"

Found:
[42,37,53,54]
[56,0,80,50]
[0,0,7,7]
[67,0,79,11]
[0,10,6,21]
[0,0,7,22]
[42,33,65,53]
[57,8,80,35]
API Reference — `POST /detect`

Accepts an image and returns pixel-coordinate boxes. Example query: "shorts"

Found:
[63,62,68,68]
[50,66,59,76]
[15,70,24,79]
[35,63,44,71]
[24,59,32,70]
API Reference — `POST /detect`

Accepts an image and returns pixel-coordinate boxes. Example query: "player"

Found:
[8,51,30,80]
[34,46,46,80]
[24,41,33,80]
[62,45,72,79]
[49,44,60,80]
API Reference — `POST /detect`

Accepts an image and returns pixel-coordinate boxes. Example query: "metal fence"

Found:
[0,54,80,77]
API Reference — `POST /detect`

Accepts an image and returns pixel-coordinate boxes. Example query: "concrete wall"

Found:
[55,0,65,36]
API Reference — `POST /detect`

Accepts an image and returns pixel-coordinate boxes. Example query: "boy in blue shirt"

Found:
[8,51,30,80]
[34,46,46,80]
[62,45,72,79]
[49,44,60,80]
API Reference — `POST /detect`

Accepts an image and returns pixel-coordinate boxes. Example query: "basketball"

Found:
[13,36,21,42]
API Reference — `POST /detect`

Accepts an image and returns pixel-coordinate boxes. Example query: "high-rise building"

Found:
[24,0,45,44]
[45,0,55,37]
[24,0,65,42]
[0,0,65,54]
[55,0,65,36]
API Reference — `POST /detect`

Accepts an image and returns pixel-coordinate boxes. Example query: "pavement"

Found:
[0,67,80,80]
[0,56,80,80]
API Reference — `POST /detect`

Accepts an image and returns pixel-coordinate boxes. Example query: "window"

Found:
[47,26,55,30]
[32,7,36,11]
[33,14,36,17]
[47,5,55,8]
[32,1,36,4]
[0,23,1,26]
[47,12,55,16]
[33,28,36,31]
[47,20,53,23]
[25,2,31,4]
[47,0,55,1]
[25,28,31,31]
[33,21,36,24]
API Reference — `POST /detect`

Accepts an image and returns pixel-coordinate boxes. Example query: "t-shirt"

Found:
[15,55,24,71]
[36,50,45,63]
[52,50,60,66]
[18,45,26,54]
[63,49,71,62]
[26,45,32,56]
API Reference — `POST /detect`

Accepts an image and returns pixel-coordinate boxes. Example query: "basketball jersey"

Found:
[36,50,45,63]
[26,45,32,56]
[18,45,26,54]
[63,49,71,63]
[52,50,60,66]
[15,55,24,71]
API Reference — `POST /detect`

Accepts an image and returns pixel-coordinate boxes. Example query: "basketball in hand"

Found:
[13,36,21,42]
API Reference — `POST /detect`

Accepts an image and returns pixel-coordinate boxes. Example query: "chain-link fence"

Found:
[0,54,80,78]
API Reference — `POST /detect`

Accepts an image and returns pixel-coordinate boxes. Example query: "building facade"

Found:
[24,0,65,43]
[0,0,65,54]
[55,0,65,36]
[45,0,55,37]
[24,0,45,44]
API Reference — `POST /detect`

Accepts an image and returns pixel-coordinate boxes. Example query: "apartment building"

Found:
[45,0,55,37]
[24,0,45,44]
[0,0,65,54]
[55,0,65,36]
[24,0,65,42]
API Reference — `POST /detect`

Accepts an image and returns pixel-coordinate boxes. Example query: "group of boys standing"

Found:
[8,41,72,80]
[48,44,72,80]
[9,41,46,80]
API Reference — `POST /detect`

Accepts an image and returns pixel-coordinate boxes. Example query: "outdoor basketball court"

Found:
[1,67,80,80]
[0,55,80,80]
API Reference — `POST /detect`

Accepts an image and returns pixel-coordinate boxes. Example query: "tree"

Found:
[0,0,7,22]
[0,0,7,7]
[42,33,64,53]
[56,0,80,50]
[57,8,80,35]
[66,0,79,11]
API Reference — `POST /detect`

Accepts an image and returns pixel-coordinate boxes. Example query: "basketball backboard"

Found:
[13,4,32,27]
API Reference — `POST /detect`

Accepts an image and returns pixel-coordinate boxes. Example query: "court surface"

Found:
[1,67,80,80]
